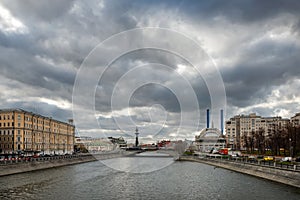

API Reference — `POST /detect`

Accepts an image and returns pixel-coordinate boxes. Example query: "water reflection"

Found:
[102,152,174,173]
[0,157,299,200]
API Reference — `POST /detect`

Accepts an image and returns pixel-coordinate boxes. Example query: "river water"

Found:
[0,153,299,200]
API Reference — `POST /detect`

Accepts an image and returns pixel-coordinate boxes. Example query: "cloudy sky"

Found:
[1,0,300,143]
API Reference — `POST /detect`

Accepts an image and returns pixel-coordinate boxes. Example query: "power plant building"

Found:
[195,109,226,152]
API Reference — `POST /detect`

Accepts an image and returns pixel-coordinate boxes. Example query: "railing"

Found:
[181,155,300,172]
[0,153,93,166]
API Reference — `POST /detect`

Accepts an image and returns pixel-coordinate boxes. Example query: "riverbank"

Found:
[0,155,96,177]
[0,151,136,177]
[178,156,300,189]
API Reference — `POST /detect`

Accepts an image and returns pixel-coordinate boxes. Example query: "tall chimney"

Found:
[206,109,210,128]
[220,109,224,134]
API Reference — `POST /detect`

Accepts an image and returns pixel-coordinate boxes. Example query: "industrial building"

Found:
[194,109,226,152]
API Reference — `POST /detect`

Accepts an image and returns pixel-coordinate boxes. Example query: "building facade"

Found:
[225,113,289,150]
[291,113,300,126]
[75,137,115,152]
[0,109,75,155]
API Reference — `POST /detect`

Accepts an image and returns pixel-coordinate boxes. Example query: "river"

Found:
[0,152,299,200]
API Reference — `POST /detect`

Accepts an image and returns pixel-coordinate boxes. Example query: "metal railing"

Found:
[181,155,300,172]
[0,154,93,166]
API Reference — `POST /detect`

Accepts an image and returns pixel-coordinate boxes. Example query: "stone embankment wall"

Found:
[0,155,96,177]
[178,157,300,189]
[0,151,137,177]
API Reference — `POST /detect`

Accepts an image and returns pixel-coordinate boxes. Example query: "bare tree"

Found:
[254,128,265,154]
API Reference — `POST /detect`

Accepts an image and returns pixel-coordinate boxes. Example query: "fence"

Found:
[201,155,300,171]
[0,154,93,166]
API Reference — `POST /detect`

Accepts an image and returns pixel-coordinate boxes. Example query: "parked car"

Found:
[257,155,264,159]
[295,157,300,162]
[263,156,274,161]
[281,157,292,162]
[248,155,256,161]
[0,156,5,161]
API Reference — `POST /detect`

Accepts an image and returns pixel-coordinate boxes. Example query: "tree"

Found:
[254,128,265,154]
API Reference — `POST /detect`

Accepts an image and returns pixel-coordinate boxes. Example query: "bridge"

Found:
[124,149,179,158]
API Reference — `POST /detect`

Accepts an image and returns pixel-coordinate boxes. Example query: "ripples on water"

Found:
[0,154,300,200]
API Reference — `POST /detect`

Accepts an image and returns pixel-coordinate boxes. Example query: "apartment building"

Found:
[0,109,75,155]
[225,113,289,150]
[291,113,300,126]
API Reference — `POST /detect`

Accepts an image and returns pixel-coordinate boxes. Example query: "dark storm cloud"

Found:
[172,0,300,23]
[0,0,300,139]
[222,38,300,107]
[0,45,76,90]
[1,0,74,22]
[129,84,180,113]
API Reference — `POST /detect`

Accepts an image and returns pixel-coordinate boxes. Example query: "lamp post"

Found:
[289,138,293,157]
[63,140,66,154]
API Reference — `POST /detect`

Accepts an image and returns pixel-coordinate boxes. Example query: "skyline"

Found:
[1,0,300,142]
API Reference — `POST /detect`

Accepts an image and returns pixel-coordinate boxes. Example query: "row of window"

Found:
[0,144,13,149]
[0,122,21,127]
[0,130,22,135]
[0,137,13,142]
[0,114,15,120]
[25,116,48,125]
[0,124,70,133]
[1,114,69,128]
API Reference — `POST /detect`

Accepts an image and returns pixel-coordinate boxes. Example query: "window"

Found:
[18,114,21,120]
[18,123,20,127]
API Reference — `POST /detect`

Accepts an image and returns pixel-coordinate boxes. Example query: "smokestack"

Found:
[220,110,224,134]
[206,109,210,128]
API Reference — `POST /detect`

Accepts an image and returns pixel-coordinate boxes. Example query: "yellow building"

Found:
[0,109,75,155]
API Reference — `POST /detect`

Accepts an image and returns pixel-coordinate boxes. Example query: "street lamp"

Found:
[63,140,66,154]
[289,138,293,157]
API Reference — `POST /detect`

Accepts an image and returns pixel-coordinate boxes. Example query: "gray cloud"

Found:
[0,0,299,141]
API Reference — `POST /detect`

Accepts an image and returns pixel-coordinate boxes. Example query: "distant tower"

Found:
[135,127,139,147]
[220,109,224,134]
[206,109,210,128]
